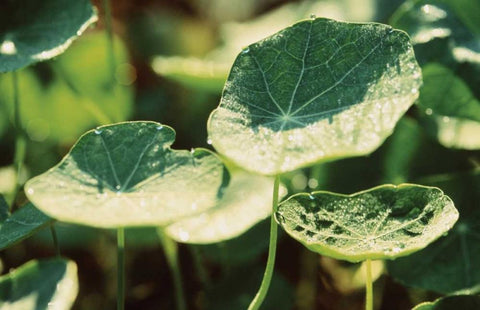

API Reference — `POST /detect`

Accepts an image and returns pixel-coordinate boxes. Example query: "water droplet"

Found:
[425,108,433,115]
[308,178,318,189]
[156,125,163,130]
[206,138,212,145]
[94,128,102,135]
[411,87,418,94]
[241,47,250,54]
[442,116,450,123]
[308,194,315,200]
[392,247,401,254]
[310,14,316,19]
[190,148,195,154]
[287,135,294,141]
[27,188,34,195]
[179,230,190,242]
[115,185,121,190]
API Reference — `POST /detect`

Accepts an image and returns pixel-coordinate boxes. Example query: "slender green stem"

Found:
[248,175,281,310]
[117,228,125,310]
[365,259,373,310]
[158,229,187,310]
[102,0,116,85]
[50,224,61,257]
[11,71,26,210]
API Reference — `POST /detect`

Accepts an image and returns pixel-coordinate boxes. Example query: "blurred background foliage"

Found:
[0,0,478,309]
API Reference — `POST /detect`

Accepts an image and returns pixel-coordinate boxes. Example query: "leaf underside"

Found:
[0,0,97,72]
[24,121,229,228]
[277,184,458,262]
[208,17,422,175]
[0,258,78,310]
[166,172,285,244]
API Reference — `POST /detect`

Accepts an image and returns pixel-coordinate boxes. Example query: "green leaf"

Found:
[0,202,52,250]
[387,171,480,294]
[413,295,480,310]
[165,172,286,243]
[0,32,133,144]
[208,17,422,175]
[0,0,97,72]
[276,184,458,262]
[0,258,78,310]
[417,63,480,149]
[390,0,480,63]
[24,121,230,228]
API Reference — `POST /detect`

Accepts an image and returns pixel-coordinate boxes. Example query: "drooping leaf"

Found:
[208,17,421,175]
[0,32,133,144]
[0,201,52,251]
[416,63,480,149]
[0,258,78,310]
[413,295,480,310]
[166,172,286,243]
[277,184,458,262]
[24,121,229,228]
[0,0,97,72]
[387,171,480,294]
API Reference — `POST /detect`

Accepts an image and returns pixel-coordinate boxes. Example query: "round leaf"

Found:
[0,0,97,72]
[0,258,78,310]
[387,172,480,294]
[208,17,422,175]
[24,121,229,228]
[276,184,458,262]
[165,172,286,244]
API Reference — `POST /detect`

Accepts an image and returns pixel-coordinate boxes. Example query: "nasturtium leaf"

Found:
[0,201,52,250]
[390,0,480,64]
[0,32,133,144]
[207,17,422,175]
[0,258,78,310]
[24,121,229,228]
[166,172,286,243]
[417,63,480,149]
[387,172,480,294]
[413,295,480,310]
[276,184,458,262]
[0,0,97,72]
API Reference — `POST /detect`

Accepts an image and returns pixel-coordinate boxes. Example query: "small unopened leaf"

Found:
[24,121,229,228]
[277,184,458,262]
[413,295,480,310]
[208,17,421,175]
[0,0,97,72]
[0,258,78,310]
[0,202,52,250]
[166,172,285,243]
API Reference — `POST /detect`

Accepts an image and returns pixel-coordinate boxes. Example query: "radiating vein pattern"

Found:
[25,122,229,228]
[276,185,458,262]
[208,18,422,175]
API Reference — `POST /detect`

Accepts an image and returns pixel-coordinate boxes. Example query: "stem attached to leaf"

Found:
[117,228,125,310]
[158,229,187,310]
[102,0,116,86]
[11,71,26,210]
[248,175,281,310]
[50,224,61,257]
[365,259,373,310]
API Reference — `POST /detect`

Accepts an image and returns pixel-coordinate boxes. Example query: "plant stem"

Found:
[102,0,116,86]
[365,259,373,310]
[158,229,187,310]
[11,71,26,210]
[248,175,281,310]
[50,224,61,257]
[117,228,125,310]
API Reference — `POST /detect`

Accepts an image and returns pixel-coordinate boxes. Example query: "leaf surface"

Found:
[413,295,480,310]
[208,17,421,175]
[387,172,480,293]
[277,184,458,262]
[0,200,52,251]
[0,258,78,310]
[0,0,97,72]
[24,121,229,228]
[166,172,285,243]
